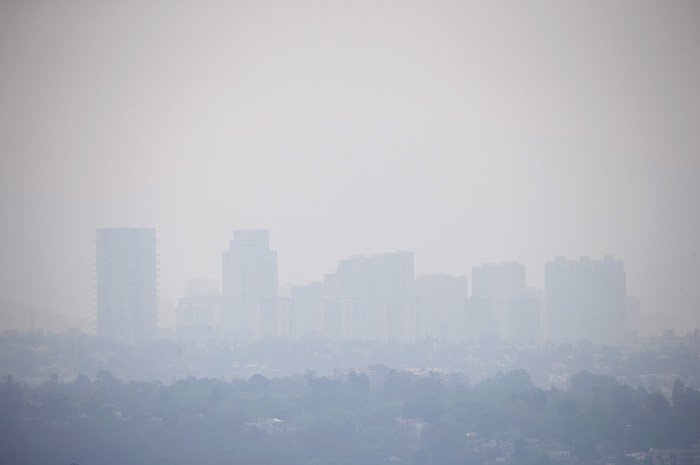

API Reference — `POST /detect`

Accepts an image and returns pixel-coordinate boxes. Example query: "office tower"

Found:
[508,287,543,346]
[291,282,324,338]
[258,298,294,339]
[96,228,157,345]
[289,252,421,342]
[377,296,421,343]
[415,274,468,343]
[334,251,417,342]
[470,262,528,342]
[221,230,277,341]
[545,255,627,346]
[316,296,357,340]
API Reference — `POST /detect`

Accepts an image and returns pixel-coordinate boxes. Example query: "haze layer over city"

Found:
[4,4,700,465]
[1,1,699,336]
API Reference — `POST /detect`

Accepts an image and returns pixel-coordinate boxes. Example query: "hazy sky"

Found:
[1,1,699,332]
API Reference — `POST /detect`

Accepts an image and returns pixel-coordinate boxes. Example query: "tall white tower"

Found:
[96,228,157,345]
[221,230,278,340]
[545,255,627,346]
[471,262,527,342]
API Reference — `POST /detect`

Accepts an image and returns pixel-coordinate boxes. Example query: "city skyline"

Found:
[2,3,699,464]
[167,229,630,345]
[99,228,642,347]
[93,226,643,346]
[0,220,685,339]
[1,1,699,335]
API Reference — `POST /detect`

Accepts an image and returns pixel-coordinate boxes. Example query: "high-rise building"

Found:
[96,228,157,345]
[291,282,324,338]
[470,262,527,342]
[415,274,468,343]
[221,230,277,341]
[377,295,421,343]
[508,287,543,346]
[545,255,627,346]
[258,298,294,339]
[316,296,357,340]
[334,251,417,342]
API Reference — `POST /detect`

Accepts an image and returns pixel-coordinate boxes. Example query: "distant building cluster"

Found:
[96,228,634,347]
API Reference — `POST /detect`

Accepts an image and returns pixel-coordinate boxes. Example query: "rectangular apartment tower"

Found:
[545,255,627,346]
[96,228,157,345]
[470,262,527,343]
[221,230,278,341]
[416,274,468,344]
[334,251,416,341]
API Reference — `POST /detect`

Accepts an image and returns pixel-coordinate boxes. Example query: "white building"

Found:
[221,230,278,341]
[291,282,324,338]
[334,251,416,342]
[508,287,543,346]
[316,296,357,340]
[96,228,157,345]
[470,262,528,343]
[415,274,468,343]
[377,295,421,343]
[545,255,627,346]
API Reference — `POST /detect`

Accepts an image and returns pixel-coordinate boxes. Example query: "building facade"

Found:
[466,262,543,346]
[96,228,157,345]
[316,296,357,340]
[508,287,543,346]
[334,251,417,342]
[291,282,324,338]
[415,274,468,343]
[545,255,627,346]
[221,230,278,341]
[470,262,527,343]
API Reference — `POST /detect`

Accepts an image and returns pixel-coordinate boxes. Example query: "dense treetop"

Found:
[2,365,700,465]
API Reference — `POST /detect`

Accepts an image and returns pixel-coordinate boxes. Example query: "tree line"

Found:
[2,367,700,465]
